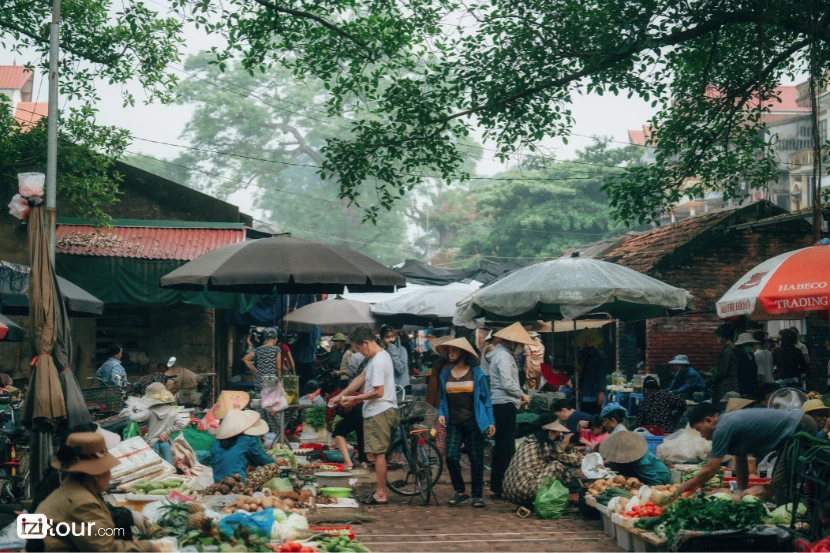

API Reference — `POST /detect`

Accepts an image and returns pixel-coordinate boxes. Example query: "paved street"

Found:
[353,474,620,552]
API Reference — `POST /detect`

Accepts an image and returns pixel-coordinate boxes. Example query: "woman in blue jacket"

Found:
[211,409,275,483]
[437,337,495,508]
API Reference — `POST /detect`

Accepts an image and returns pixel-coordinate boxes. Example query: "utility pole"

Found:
[46,0,61,263]
[32,0,61,489]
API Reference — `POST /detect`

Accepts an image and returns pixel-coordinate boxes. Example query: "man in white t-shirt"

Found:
[752,331,774,384]
[332,325,398,505]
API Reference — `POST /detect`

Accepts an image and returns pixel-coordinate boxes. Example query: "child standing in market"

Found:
[436,338,495,508]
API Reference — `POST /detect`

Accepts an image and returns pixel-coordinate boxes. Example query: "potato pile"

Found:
[205,474,255,496]
[588,475,643,496]
[222,489,314,514]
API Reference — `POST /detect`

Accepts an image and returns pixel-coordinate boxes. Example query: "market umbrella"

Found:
[0,313,24,342]
[454,254,694,326]
[371,281,481,325]
[0,260,104,315]
[22,203,67,432]
[284,297,376,333]
[159,235,406,294]
[717,242,830,320]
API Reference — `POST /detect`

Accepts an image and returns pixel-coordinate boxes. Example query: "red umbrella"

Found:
[717,242,830,320]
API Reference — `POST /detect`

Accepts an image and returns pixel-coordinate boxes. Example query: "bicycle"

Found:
[0,404,30,503]
[385,390,444,504]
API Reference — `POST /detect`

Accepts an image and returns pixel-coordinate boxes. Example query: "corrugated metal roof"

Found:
[0,66,32,90]
[56,225,246,260]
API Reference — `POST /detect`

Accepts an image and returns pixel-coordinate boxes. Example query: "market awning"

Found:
[0,260,104,315]
[54,220,260,311]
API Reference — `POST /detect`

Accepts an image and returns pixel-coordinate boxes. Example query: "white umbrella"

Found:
[454,254,693,326]
[371,282,481,325]
[283,297,376,334]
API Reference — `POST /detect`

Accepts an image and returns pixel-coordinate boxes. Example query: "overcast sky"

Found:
[0,17,657,218]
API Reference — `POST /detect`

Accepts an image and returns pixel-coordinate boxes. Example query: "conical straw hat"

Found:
[726,398,756,413]
[494,322,534,345]
[599,431,648,464]
[214,390,250,419]
[217,409,266,440]
[434,337,479,361]
[429,335,455,359]
[574,328,604,347]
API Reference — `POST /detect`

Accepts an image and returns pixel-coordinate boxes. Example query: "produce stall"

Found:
[583,475,796,552]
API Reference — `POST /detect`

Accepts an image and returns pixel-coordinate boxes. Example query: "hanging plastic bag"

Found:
[655,425,711,463]
[219,507,275,537]
[534,477,568,520]
[262,382,288,414]
[123,421,141,440]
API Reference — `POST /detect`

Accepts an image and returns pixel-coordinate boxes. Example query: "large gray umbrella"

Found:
[454,254,693,325]
[284,297,376,333]
[159,236,406,294]
[0,261,103,315]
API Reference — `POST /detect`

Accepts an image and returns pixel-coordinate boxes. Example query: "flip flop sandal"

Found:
[361,495,389,505]
[472,498,485,508]
[448,493,471,506]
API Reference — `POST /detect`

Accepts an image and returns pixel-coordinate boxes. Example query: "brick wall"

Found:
[643,225,814,373]
[805,313,830,392]
[616,321,640,378]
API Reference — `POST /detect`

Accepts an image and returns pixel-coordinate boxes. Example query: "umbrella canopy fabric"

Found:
[159,236,406,294]
[0,261,103,315]
[284,297,376,334]
[371,282,481,325]
[339,282,429,304]
[717,243,830,320]
[22,204,67,431]
[0,313,24,342]
[454,255,693,326]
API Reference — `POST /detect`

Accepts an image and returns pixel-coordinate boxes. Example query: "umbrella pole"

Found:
[573,320,580,410]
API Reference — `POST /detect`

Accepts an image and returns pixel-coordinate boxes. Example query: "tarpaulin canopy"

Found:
[0,313,24,341]
[454,254,694,326]
[56,256,259,311]
[392,259,469,286]
[717,242,830,320]
[0,260,103,315]
[371,281,480,325]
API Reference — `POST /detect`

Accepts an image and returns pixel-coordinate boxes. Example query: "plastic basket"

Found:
[81,386,123,413]
[645,436,665,455]
[675,533,793,552]
[404,401,437,430]
[616,523,634,551]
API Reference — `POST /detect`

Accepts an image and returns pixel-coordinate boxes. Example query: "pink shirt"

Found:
[580,429,609,446]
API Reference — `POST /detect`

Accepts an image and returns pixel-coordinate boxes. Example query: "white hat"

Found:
[667,355,690,365]
[216,409,269,440]
[735,333,759,346]
[140,382,175,406]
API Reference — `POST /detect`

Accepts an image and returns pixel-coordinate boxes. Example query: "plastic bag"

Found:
[534,478,568,520]
[123,421,141,440]
[655,425,711,463]
[262,383,288,414]
[219,507,274,537]
[7,194,29,220]
[264,478,294,493]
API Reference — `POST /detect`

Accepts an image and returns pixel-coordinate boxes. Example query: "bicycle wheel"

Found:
[387,438,418,496]
[415,441,432,504]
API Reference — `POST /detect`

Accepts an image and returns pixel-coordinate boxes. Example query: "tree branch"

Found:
[0,18,120,66]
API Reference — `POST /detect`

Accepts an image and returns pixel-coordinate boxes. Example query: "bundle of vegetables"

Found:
[647,494,769,543]
[765,502,807,524]
[206,474,255,496]
[621,501,662,518]
[634,516,663,532]
[131,477,187,496]
[317,536,371,552]
[180,522,273,552]
[596,487,632,506]
[138,502,205,539]
[640,484,679,506]
[681,462,724,488]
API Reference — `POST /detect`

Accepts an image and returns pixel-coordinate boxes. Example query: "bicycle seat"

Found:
[0,427,24,438]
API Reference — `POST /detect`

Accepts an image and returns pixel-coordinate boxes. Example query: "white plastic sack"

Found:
[8,194,28,220]
[18,172,45,199]
[581,452,611,479]
[656,425,712,463]
[262,383,289,414]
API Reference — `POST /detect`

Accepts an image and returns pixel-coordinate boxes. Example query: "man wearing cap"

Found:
[666,355,706,400]
[601,403,629,435]
[486,322,532,499]
[803,399,830,439]
[684,402,816,505]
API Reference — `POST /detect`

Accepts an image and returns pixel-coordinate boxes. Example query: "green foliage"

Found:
[457,139,642,259]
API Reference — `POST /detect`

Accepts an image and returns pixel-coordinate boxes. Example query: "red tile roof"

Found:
[0,66,33,90]
[602,208,739,274]
[13,102,47,128]
[628,129,646,146]
[55,225,246,260]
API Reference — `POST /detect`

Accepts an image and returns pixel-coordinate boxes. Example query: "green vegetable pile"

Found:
[643,495,768,543]
[317,536,371,552]
[305,405,328,430]
[681,462,724,488]
[596,487,632,506]
[131,477,187,495]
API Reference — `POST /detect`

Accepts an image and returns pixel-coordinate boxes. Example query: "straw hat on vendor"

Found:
[214,390,251,419]
[50,432,120,474]
[803,399,830,430]
[139,382,175,406]
[426,335,456,409]
[216,408,269,440]
[725,398,756,413]
[599,431,672,485]
[494,322,535,346]
[433,337,480,362]
[574,328,604,348]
